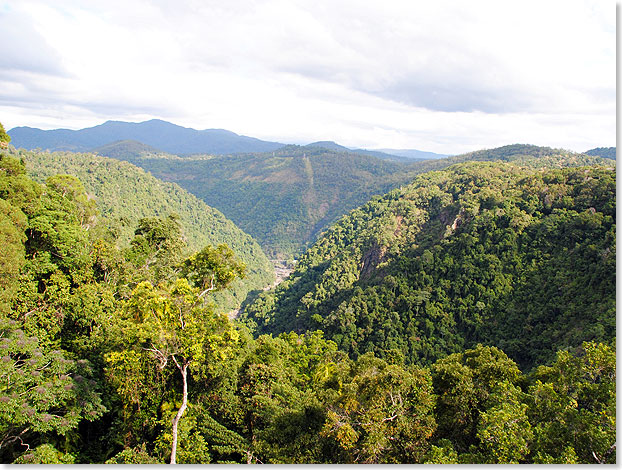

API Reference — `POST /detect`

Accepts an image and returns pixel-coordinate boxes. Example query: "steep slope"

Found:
[12,147,275,312]
[118,144,606,258]
[128,145,421,257]
[585,147,616,160]
[241,157,615,370]
[91,139,169,159]
[9,119,284,155]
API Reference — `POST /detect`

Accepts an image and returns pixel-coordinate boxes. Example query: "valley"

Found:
[0,0,614,463]
[0,121,615,464]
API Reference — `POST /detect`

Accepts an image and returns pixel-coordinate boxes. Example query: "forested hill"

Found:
[401,143,609,175]
[0,136,615,464]
[10,147,275,312]
[90,139,169,159]
[87,143,607,259]
[122,145,422,257]
[585,146,616,159]
[241,157,616,370]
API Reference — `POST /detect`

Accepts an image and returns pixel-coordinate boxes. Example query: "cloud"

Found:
[0,6,66,76]
[0,0,615,154]
[255,0,615,115]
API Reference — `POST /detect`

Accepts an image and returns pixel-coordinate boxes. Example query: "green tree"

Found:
[528,342,616,464]
[321,353,436,463]
[476,382,533,463]
[44,174,97,229]
[0,122,9,149]
[126,214,186,282]
[431,345,527,462]
[106,244,245,464]
[0,199,27,314]
[12,444,75,464]
[0,316,105,462]
[180,244,246,299]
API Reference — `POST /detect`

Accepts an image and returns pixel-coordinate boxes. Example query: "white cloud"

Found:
[0,0,615,154]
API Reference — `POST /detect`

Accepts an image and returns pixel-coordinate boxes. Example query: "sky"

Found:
[0,0,616,154]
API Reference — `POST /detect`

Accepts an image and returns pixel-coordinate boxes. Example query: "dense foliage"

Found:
[585,147,616,160]
[94,143,609,259]
[111,145,420,257]
[0,123,9,148]
[0,135,615,464]
[91,139,167,159]
[242,159,615,370]
[12,147,274,313]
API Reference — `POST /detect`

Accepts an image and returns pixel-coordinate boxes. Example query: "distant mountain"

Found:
[9,119,285,155]
[305,141,440,162]
[14,147,275,313]
[350,148,415,162]
[402,143,610,174]
[91,139,169,159]
[377,148,449,159]
[9,120,448,162]
[584,147,616,160]
[124,145,422,258]
[305,141,351,152]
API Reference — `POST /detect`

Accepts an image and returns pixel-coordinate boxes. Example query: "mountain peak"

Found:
[8,119,284,155]
[305,141,350,151]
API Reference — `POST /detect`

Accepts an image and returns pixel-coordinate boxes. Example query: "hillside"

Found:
[117,144,607,259]
[128,145,423,257]
[404,143,607,172]
[91,139,169,159]
[12,147,275,312]
[0,139,615,465]
[377,148,449,159]
[585,147,616,159]
[0,149,614,465]
[8,119,285,155]
[305,141,411,162]
[241,157,616,370]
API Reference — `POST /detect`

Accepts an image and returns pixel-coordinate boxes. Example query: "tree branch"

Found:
[197,274,216,299]
[0,427,30,450]
[143,346,168,370]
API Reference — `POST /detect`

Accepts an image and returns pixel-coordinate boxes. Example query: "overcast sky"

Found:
[0,0,616,154]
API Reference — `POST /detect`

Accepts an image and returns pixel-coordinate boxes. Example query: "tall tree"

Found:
[321,353,436,463]
[430,344,529,463]
[107,244,245,464]
[528,342,616,464]
[0,122,9,149]
[0,316,105,462]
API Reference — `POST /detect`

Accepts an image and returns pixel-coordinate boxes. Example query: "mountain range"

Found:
[0,121,615,464]
[6,120,614,259]
[7,119,612,260]
[8,119,447,160]
[8,119,283,155]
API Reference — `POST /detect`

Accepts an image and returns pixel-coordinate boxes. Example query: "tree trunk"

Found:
[170,362,188,465]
